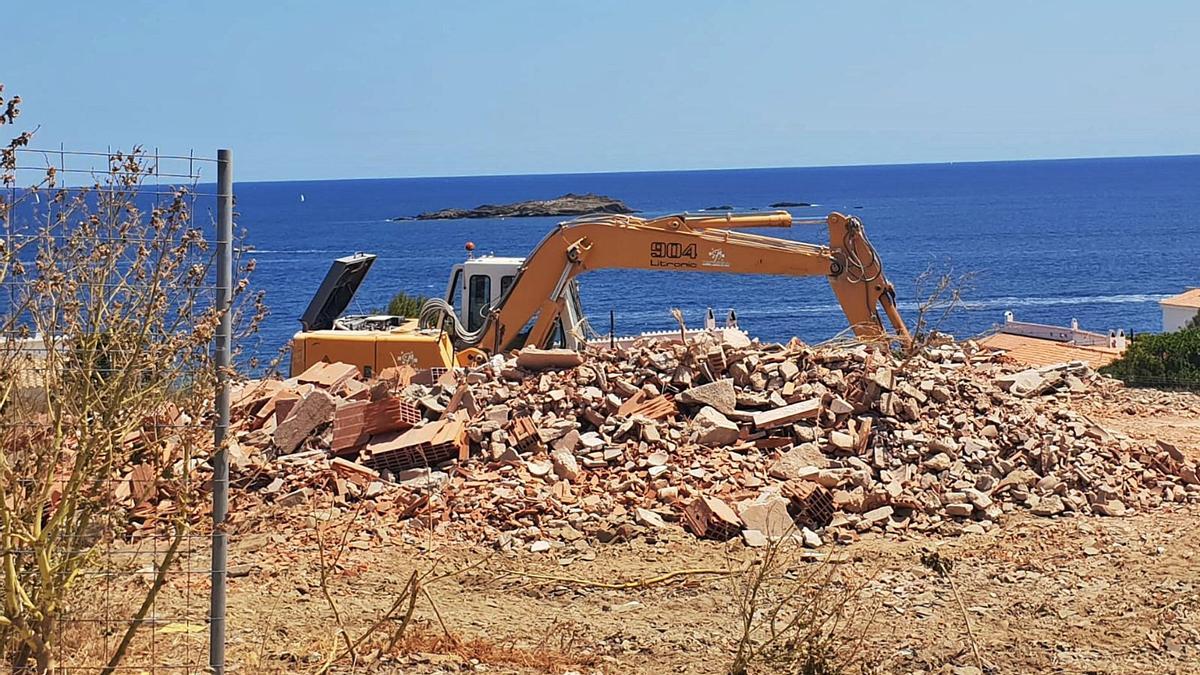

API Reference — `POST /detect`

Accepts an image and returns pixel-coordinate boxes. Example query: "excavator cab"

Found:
[444,254,585,350]
[444,256,521,334]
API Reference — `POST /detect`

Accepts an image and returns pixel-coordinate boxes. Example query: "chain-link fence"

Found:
[1,146,233,672]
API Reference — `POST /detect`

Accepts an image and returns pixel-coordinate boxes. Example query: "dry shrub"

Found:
[906,263,977,353]
[728,535,880,675]
[303,509,595,674]
[0,82,263,672]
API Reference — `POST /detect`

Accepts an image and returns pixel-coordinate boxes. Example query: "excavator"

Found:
[290,210,910,375]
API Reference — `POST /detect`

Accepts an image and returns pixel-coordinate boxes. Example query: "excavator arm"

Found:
[462,210,909,353]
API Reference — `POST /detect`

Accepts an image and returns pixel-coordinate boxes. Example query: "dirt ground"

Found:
[66,385,1200,674]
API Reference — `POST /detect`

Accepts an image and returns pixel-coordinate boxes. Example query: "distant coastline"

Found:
[394,193,634,220]
[393,193,821,221]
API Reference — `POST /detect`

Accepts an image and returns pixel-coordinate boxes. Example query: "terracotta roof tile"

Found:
[1161,288,1200,309]
[979,333,1123,368]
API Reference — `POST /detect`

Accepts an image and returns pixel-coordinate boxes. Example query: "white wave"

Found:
[244,249,341,254]
[955,293,1170,310]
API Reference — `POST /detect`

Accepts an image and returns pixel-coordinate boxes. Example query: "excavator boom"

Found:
[456,210,909,353]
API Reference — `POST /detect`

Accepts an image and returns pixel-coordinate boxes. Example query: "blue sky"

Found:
[4,1,1197,181]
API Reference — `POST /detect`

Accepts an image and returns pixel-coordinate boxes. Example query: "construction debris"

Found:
[176,329,1200,552]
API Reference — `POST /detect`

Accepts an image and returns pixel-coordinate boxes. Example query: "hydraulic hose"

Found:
[418,298,487,346]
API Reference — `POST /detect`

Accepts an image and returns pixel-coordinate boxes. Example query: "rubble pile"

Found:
[224,333,1200,549]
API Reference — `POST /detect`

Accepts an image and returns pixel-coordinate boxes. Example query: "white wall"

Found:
[1163,305,1199,332]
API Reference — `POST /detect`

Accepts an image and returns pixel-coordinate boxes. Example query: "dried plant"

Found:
[728,534,880,675]
[904,263,976,356]
[0,83,263,672]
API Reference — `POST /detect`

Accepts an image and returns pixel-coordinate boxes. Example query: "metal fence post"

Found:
[210,148,233,673]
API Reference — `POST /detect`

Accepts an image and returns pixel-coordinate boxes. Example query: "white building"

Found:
[1161,289,1200,332]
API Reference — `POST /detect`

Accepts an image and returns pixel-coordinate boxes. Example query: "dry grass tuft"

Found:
[388,619,599,671]
[728,534,882,675]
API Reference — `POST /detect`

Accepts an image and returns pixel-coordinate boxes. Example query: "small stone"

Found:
[529,540,551,553]
[922,453,952,472]
[800,527,822,548]
[829,431,855,450]
[828,397,854,415]
[551,449,581,481]
[963,488,994,510]
[862,505,893,524]
[1031,494,1065,516]
[635,508,668,529]
[527,459,553,477]
[945,502,974,518]
[742,529,768,547]
[579,432,605,451]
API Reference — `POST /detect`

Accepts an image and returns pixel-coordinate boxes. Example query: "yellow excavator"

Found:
[289,210,909,375]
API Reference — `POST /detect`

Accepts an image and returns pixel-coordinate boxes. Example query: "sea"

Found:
[237,155,1200,357]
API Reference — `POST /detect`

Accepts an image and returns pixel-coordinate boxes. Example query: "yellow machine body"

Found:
[289,322,455,376]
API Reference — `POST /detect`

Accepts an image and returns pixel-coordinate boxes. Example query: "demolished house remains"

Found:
[113,331,1199,551]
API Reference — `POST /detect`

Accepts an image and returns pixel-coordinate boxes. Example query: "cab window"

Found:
[500,274,515,299]
[467,274,491,332]
[446,268,463,315]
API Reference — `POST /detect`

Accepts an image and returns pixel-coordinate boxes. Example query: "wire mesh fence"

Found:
[1116,374,1200,391]
[1,145,232,672]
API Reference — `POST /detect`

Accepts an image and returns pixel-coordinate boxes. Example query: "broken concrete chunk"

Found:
[689,406,740,446]
[275,488,312,507]
[828,430,855,451]
[737,495,794,538]
[1031,494,1065,516]
[861,505,894,524]
[800,527,823,548]
[394,468,449,490]
[635,508,669,529]
[752,398,821,430]
[921,453,952,472]
[551,448,581,481]
[944,502,974,517]
[527,459,553,477]
[273,389,336,453]
[869,367,895,391]
[828,396,854,415]
[516,347,584,370]
[742,529,768,547]
[552,429,581,454]
[768,444,827,481]
[963,488,993,510]
[678,378,737,415]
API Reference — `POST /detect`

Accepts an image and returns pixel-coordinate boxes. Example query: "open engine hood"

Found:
[299,253,377,331]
